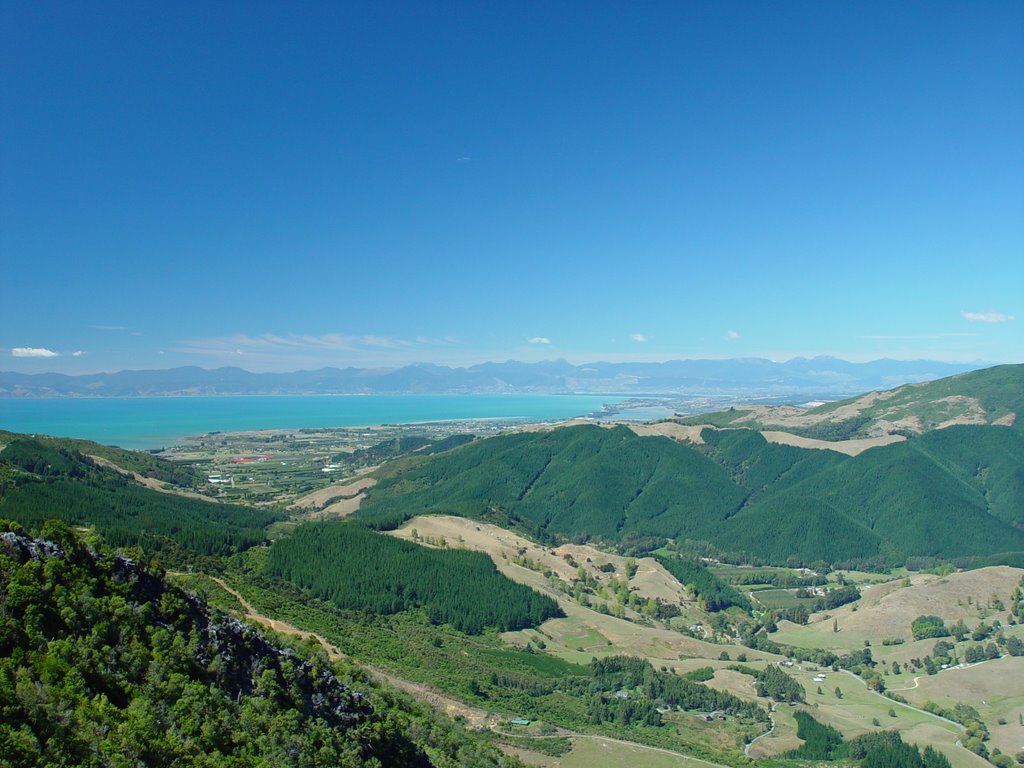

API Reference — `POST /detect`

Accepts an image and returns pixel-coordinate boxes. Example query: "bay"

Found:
[0,394,625,450]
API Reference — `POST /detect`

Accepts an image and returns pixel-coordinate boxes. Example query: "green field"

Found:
[749,589,814,610]
[558,736,729,768]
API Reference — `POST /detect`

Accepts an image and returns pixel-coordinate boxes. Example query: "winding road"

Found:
[743,704,776,757]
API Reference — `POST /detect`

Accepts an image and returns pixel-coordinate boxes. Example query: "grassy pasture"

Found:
[784,665,992,768]
[745,703,803,757]
[771,567,1023,657]
[708,565,803,582]
[558,736,722,768]
[750,589,813,610]
[898,656,1024,757]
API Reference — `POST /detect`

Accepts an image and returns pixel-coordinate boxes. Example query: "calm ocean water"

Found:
[0,394,624,450]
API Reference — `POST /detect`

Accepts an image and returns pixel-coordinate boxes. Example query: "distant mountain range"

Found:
[0,357,988,398]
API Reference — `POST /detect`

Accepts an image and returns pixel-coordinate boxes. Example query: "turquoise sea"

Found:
[0,394,625,450]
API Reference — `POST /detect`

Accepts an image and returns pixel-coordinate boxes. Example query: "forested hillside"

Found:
[0,521,519,767]
[725,425,1024,563]
[0,438,280,564]
[355,421,1024,567]
[0,429,201,486]
[265,521,562,634]
[358,425,745,539]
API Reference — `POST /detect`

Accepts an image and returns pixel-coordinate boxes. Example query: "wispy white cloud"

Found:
[456,156,472,163]
[725,330,740,340]
[173,332,463,370]
[630,333,649,342]
[12,347,59,358]
[72,350,87,357]
[527,337,551,344]
[961,310,1015,323]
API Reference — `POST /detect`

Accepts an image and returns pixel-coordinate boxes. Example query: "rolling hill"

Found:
[354,365,1024,567]
[0,436,282,564]
[680,363,1023,439]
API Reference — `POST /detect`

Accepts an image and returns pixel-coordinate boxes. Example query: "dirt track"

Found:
[210,578,499,727]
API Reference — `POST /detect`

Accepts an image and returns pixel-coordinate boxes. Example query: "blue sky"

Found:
[2,1,1021,373]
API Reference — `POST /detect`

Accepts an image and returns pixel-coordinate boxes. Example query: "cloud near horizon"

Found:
[725,330,740,340]
[173,331,463,369]
[12,347,59,358]
[961,310,1015,323]
[629,333,649,342]
[527,337,551,344]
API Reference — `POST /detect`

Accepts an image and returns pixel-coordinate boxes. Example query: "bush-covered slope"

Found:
[357,424,745,540]
[356,422,1024,567]
[265,521,562,634]
[740,425,1024,561]
[0,429,201,487]
[0,438,280,562]
[0,522,526,767]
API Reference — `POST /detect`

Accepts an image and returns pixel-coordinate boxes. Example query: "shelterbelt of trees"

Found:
[354,421,1024,568]
[785,711,953,768]
[265,520,563,634]
[0,521,518,768]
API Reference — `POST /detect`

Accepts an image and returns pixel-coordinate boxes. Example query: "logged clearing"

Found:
[391,515,693,608]
[631,558,691,603]
[87,455,217,502]
[289,475,377,511]
[725,387,996,437]
[389,516,772,669]
[626,422,707,443]
[759,431,905,456]
[705,669,758,700]
[316,493,370,519]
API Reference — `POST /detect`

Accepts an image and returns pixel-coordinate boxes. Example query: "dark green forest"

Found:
[653,555,751,612]
[784,712,953,768]
[0,438,280,564]
[353,420,1024,567]
[0,430,202,487]
[265,521,562,634]
[0,521,517,768]
[330,434,476,469]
